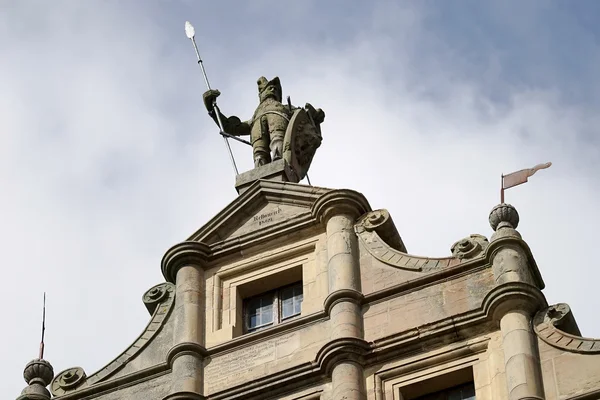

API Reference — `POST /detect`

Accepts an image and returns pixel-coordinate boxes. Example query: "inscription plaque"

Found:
[205,333,295,392]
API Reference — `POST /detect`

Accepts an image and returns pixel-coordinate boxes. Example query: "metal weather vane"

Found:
[184,21,250,176]
[501,162,552,203]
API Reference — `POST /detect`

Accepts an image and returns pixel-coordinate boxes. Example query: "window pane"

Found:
[294,290,303,315]
[250,313,258,328]
[281,283,303,320]
[260,301,273,325]
[282,296,294,319]
[247,292,274,330]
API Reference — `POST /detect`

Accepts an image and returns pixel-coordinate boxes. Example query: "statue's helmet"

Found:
[257,76,282,101]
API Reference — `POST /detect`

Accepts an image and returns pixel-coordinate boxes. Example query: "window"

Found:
[413,382,475,400]
[244,282,303,333]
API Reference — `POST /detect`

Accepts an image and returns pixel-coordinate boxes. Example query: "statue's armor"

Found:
[250,98,293,166]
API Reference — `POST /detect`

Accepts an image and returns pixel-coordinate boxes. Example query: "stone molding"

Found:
[311,189,371,224]
[161,242,211,283]
[373,337,489,400]
[534,303,600,354]
[50,283,175,397]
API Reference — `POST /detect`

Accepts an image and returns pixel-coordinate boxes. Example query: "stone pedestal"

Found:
[235,159,298,194]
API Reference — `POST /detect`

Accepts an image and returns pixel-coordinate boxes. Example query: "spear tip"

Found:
[185,21,195,39]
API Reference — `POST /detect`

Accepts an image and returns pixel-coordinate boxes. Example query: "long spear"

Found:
[185,21,250,176]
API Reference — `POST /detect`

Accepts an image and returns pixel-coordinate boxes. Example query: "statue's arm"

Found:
[304,103,325,124]
[211,112,251,136]
[203,89,251,136]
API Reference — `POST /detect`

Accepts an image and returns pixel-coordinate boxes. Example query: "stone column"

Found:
[488,204,545,400]
[315,190,370,400]
[162,241,211,400]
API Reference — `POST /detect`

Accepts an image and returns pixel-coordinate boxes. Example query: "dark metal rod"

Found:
[187,25,240,175]
[39,292,46,359]
[219,130,251,145]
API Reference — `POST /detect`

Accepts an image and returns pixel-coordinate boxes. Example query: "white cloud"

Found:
[2,1,599,395]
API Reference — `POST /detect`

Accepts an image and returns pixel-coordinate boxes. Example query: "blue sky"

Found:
[2,1,600,395]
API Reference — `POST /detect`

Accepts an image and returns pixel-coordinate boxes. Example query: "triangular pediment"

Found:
[187,180,332,246]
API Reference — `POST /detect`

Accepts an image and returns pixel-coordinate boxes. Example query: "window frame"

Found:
[243,281,303,333]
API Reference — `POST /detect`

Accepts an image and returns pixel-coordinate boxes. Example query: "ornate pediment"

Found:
[187,180,332,247]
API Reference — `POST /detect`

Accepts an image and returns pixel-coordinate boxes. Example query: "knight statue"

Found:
[202,77,325,180]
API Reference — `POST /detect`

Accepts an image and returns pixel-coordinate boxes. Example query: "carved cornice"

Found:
[311,189,371,224]
[481,282,546,322]
[534,304,600,354]
[50,283,175,397]
[161,241,211,283]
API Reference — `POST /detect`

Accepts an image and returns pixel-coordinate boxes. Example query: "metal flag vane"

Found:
[184,21,251,177]
[39,292,46,359]
[501,162,552,203]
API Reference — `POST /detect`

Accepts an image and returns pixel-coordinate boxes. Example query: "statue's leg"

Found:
[270,130,285,162]
[252,122,270,167]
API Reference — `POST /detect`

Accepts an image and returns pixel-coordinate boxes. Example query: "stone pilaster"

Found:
[314,190,370,400]
[162,241,211,400]
[488,204,545,400]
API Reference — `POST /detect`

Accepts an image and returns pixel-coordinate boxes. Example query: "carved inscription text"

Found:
[205,334,293,392]
[253,206,282,227]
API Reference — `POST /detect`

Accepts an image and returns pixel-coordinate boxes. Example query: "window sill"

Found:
[207,310,327,355]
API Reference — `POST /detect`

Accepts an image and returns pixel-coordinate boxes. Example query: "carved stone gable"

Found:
[187,180,331,246]
[228,202,303,238]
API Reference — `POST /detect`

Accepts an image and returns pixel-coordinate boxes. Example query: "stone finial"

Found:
[17,359,54,400]
[489,203,520,231]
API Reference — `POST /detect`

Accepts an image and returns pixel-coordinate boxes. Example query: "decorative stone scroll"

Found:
[450,234,489,260]
[534,303,600,354]
[355,210,478,272]
[50,283,175,396]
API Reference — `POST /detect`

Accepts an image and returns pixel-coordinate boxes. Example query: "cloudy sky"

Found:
[2,0,600,395]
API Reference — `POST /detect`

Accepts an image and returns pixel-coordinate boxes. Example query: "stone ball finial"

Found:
[23,359,54,387]
[489,203,519,231]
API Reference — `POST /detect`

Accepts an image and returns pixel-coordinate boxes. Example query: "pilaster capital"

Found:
[166,342,209,367]
[162,392,206,400]
[312,189,371,225]
[482,282,547,323]
[315,338,370,376]
[324,289,364,315]
[161,241,211,283]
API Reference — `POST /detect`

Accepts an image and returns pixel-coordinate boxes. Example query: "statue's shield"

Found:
[283,108,322,181]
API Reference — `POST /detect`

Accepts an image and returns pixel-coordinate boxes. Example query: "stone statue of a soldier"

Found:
[203,77,325,169]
